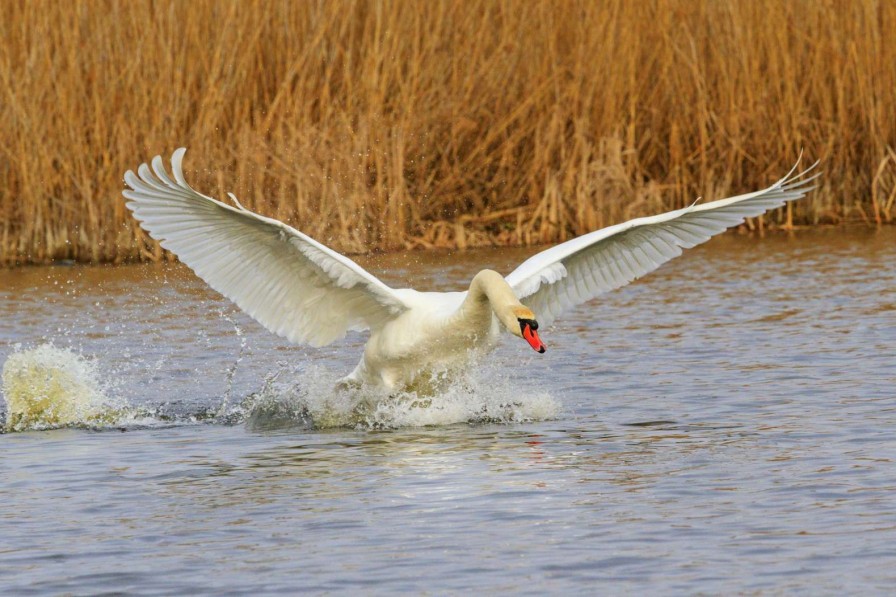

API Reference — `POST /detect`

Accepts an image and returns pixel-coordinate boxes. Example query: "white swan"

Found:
[124,149,818,391]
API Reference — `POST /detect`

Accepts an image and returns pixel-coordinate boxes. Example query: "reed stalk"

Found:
[1,0,893,265]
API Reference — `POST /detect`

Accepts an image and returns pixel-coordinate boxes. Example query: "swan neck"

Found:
[469,269,518,307]
[466,269,524,330]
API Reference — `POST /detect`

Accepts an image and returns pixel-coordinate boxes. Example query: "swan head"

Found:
[511,306,546,353]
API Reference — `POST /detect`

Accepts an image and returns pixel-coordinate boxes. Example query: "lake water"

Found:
[1,230,894,594]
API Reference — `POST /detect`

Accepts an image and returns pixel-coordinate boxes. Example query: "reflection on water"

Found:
[1,229,895,593]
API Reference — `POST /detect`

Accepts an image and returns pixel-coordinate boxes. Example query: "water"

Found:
[1,230,894,594]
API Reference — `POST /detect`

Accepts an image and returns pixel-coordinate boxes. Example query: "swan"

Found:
[123,149,818,391]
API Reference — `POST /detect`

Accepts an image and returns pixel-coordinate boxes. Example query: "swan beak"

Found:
[521,321,546,353]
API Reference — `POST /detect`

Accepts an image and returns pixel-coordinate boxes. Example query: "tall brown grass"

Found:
[1,0,894,265]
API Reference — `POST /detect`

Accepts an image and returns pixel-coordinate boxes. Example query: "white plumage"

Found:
[506,160,819,326]
[124,149,818,390]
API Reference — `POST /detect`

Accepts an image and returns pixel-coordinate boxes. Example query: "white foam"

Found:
[240,364,561,430]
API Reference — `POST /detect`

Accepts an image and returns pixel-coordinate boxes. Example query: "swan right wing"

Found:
[505,160,820,326]
[124,149,410,347]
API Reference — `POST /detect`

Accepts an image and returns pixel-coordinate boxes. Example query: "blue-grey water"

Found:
[1,230,894,594]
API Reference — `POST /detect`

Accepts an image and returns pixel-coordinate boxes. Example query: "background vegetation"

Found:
[1,0,894,265]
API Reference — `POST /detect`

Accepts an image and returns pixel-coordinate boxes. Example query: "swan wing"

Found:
[505,160,820,326]
[123,148,409,347]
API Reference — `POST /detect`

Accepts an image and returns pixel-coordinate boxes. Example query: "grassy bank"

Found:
[1,0,894,265]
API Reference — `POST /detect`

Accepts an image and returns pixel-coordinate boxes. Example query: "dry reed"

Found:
[1,0,894,265]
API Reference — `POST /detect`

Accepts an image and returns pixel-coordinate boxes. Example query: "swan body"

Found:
[124,149,818,391]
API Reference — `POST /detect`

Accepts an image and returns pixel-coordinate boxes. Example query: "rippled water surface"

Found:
[2,230,895,594]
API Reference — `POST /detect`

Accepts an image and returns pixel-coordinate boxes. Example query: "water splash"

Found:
[2,344,560,432]
[217,310,247,418]
[236,364,561,431]
[1,344,128,432]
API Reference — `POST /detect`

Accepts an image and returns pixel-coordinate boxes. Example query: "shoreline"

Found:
[2,223,888,269]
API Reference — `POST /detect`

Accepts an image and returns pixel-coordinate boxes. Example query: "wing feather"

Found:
[507,160,820,326]
[124,148,409,347]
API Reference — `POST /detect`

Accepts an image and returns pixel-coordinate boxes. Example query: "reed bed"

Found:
[1,0,894,265]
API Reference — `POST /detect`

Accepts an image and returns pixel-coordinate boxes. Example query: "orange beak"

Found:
[522,322,546,353]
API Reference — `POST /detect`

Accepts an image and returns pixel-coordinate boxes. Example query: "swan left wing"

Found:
[123,148,409,347]
[505,160,820,327]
